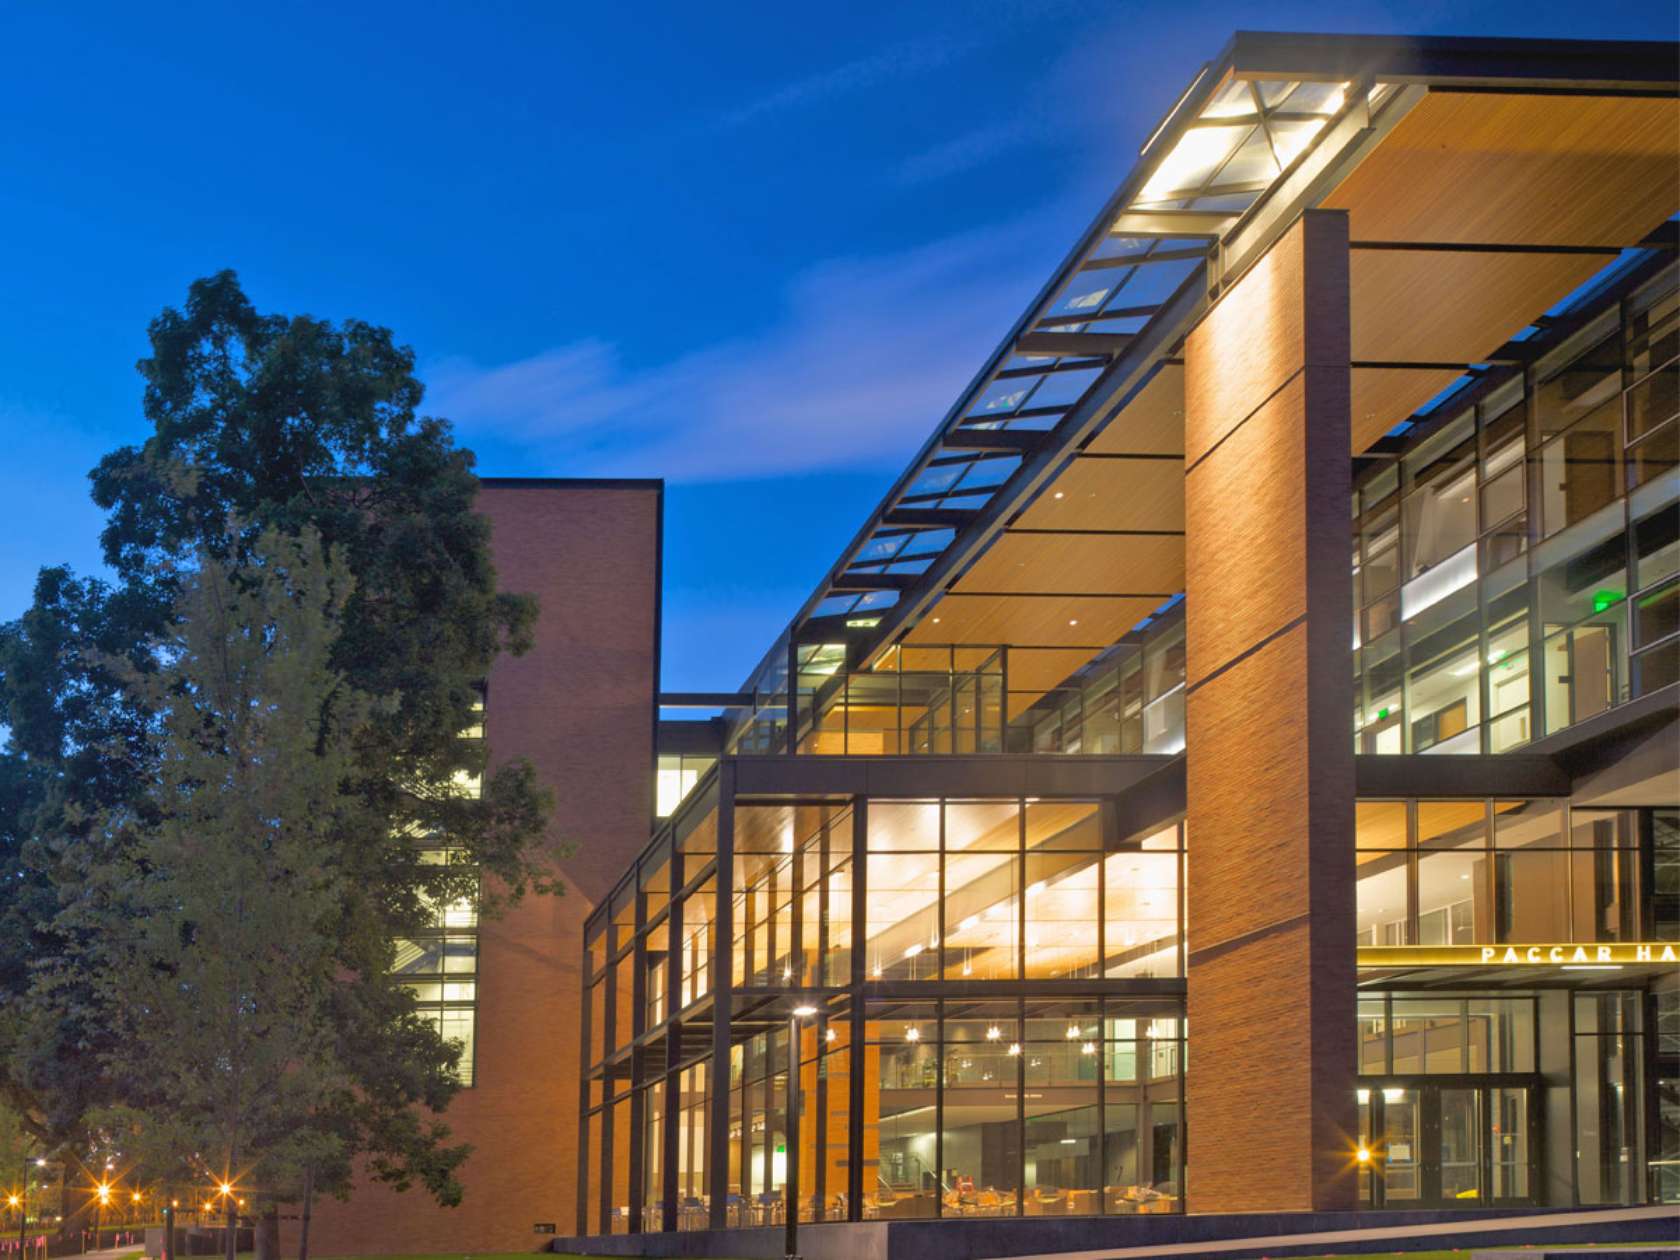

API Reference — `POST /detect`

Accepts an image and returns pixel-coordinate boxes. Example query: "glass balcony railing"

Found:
[720,605,1188,759]
[715,263,1676,763]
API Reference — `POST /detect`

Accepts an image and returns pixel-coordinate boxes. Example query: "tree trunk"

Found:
[254,1204,278,1260]
[296,1168,313,1260]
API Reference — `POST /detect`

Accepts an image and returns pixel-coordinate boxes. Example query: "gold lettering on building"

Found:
[1361,942,1678,968]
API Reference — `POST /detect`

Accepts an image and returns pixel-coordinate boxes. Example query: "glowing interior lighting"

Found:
[986,1025,1002,1041]
[1356,1146,1372,1165]
[904,1027,921,1042]
[958,915,979,932]
[792,1004,818,1018]
[824,1028,837,1042]
[1007,1043,1021,1056]
[1141,125,1246,199]
[904,943,924,959]
[1081,1042,1096,1056]
[1066,1024,1080,1039]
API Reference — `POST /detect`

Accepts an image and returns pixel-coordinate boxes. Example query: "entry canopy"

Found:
[736,32,1680,731]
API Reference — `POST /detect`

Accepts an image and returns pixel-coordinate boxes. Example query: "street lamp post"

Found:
[784,1003,817,1260]
[93,1183,109,1253]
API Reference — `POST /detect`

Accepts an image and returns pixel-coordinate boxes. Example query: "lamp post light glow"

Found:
[785,1002,819,1260]
[17,1152,41,1260]
[94,1181,111,1250]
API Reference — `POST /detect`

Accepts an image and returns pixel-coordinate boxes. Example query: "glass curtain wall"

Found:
[581,789,1188,1235]
[1354,264,1678,754]
[1575,992,1647,1205]
[864,996,1186,1220]
[1356,800,1643,947]
[864,800,1184,984]
[580,787,721,1235]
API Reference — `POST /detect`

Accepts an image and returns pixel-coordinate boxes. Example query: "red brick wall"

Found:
[295,480,660,1255]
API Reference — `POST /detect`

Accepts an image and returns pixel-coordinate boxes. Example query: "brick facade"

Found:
[294,479,661,1255]
[1183,213,1358,1212]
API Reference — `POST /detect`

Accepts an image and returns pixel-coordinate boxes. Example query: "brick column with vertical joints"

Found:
[1183,209,1358,1213]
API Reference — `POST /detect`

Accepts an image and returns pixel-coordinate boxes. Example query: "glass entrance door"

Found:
[1361,1082,1537,1208]
[1438,1088,1481,1201]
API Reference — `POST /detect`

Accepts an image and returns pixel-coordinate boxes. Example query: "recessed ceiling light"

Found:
[1053,491,1064,499]
[1068,618,1079,626]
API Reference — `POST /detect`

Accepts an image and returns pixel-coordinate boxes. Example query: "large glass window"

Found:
[941,1002,1021,1215]
[1352,799,1642,949]
[405,849,480,1085]
[1351,263,1676,752]
[1105,823,1182,978]
[1025,803,1102,980]
[867,803,941,982]
[1417,801,1491,945]
[734,802,852,987]
[867,1001,938,1218]
[945,801,1019,981]
[674,1061,710,1229]
[859,798,1184,985]
[1362,993,1535,1076]
[1574,993,1645,1206]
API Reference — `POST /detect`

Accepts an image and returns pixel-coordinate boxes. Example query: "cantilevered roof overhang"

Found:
[733,31,1680,733]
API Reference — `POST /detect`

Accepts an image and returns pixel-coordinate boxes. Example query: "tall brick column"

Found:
[1183,210,1357,1212]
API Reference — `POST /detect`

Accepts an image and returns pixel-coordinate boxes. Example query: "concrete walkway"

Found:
[1006,1204,1680,1260]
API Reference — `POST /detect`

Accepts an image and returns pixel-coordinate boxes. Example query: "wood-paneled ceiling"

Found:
[1330,89,1680,453]
[899,87,1679,718]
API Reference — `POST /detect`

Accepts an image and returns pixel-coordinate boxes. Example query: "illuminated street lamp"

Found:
[215,1180,239,1260]
[784,1002,819,1260]
[94,1180,112,1250]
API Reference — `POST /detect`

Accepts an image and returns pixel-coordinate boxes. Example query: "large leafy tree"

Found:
[0,272,554,1190]
[56,527,462,1260]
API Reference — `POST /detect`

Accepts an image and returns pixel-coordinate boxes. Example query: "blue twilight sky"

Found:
[0,1,1673,691]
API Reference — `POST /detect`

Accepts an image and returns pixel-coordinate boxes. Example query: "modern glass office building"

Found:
[569,29,1680,1252]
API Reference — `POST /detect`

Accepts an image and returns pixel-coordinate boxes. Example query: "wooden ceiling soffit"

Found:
[1330,91,1679,455]
[1015,457,1186,533]
[1083,363,1186,456]
[1322,91,1680,247]
[1351,363,1468,454]
[905,592,1160,651]
[955,532,1185,598]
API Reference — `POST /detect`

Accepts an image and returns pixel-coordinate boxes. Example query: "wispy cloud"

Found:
[719,34,985,129]
[427,213,1068,483]
[896,119,1041,185]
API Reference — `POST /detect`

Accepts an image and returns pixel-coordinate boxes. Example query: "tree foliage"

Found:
[59,529,467,1233]
[0,272,555,1212]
